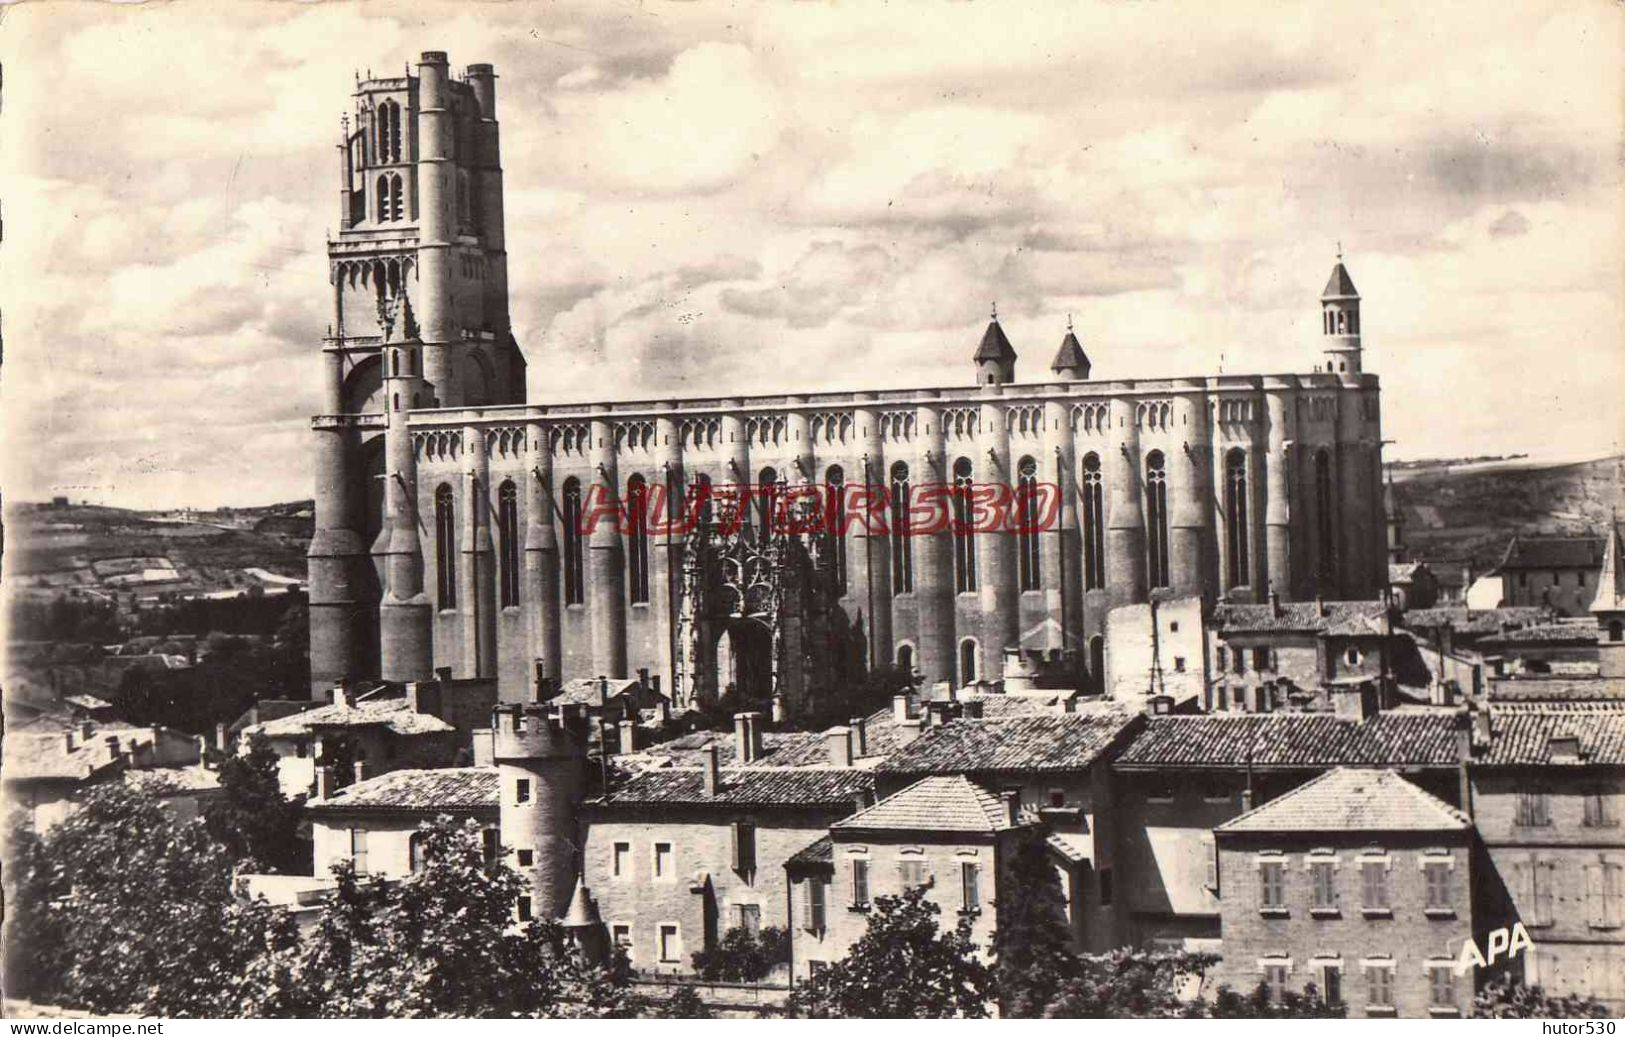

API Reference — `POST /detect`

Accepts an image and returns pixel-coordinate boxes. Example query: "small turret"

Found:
[1320,249,1362,376]
[1050,315,1091,381]
[974,304,1017,386]
[493,704,587,921]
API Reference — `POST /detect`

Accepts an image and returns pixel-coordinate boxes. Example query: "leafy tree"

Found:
[992,832,1078,1017]
[3,782,298,1016]
[1044,948,1216,1018]
[1207,981,1344,1019]
[655,984,712,1018]
[1470,976,1611,1018]
[206,731,309,873]
[691,924,790,982]
[789,885,994,1018]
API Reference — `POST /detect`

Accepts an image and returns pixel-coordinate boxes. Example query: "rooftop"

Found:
[1401,606,1552,636]
[833,775,1018,835]
[1478,622,1600,646]
[1485,677,1625,704]
[786,835,834,870]
[595,767,873,808]
[1476,706,1625,767]
[974,318,1017,364]
[1497,535,1605,572]
[1213,599,1387,635]
[876,710,1140,775]
[1322,261,1360,300]
[549,677,650,707]
[1113,712,1464,771]
[243,697,454,739]
[306,766,499,812]
[1217,767,1469,835]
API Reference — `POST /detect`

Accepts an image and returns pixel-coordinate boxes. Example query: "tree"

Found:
[789,885,994,1018]
[691,924,789,982]
[3,782,298,1016]
[991,832,1079,1017]
[1470,976,1611,1018]
[1044,948,1216,1018]
[206,731,308,873]
[655,984,712,1018]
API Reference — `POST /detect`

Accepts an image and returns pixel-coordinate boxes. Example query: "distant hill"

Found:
[1391,454,1622,573]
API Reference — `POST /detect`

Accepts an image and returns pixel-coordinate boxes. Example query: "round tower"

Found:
[492,703,587,921]
[973,305,1017,385]
[1320,251,1362,376]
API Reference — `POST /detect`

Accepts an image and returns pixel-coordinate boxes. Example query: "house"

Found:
[580,732,873,975]
[786,775,1033,983]
[1476,622,1600,678]
[1496,536,1607,617]
[305,766,500,879]
[1207,597,1396,714]
[1388,562,1439,612]
[1467,701,1625,1010]
[1212,767,1475,1018]
[1109,711,1468,949]
[2,721,215,832]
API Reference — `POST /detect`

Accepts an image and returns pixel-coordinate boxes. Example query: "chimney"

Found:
[1269,586,1282,616]
[896,716,923,747]
[650,674,662,697]
[80,721,95,742]
[597,675,610,708]
[771,694,786,724]
[1472,707,1492,749]
[354,758,370,784]
[1240,787,1254,812]
[1315,594,1327,617]
[193,734,209,762]
[734,712,752,762]
[1331,682,1377,722]
[407,681,442,717]
[64,731,76,752]
[637,667,650,691]
[826,726,853,768]
[849,716,868,757]
[215,722,228,753]
[701,743,720,796]
[534,659,549,703]
[745,712,764,762]
[618,718,638,754]
[435,666,452,683]
[892,694,912,723]
[999,789,1021,827]
[316,766,334,800]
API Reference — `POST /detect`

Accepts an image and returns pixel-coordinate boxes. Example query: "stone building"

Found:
[306,766,500,879]
[308,52,1391,714]
[1212,767,1475,1018]
[1495,535,1608,617]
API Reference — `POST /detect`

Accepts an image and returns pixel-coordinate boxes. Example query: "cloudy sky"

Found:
[2,1,1620,509]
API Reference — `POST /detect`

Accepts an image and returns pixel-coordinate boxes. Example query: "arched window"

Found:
[497,480,519,608]
[1017,455,1041,591]
[756,467,778,535]
[378,99,401,163]
[434,484,457,607]
[562,477,584,606]
[826,466,847,595]
[1082,453,1105,590]
[626,475,649,605]
[952,458,977,594]
[376,174,390,222]
[1315,449,1337,589]
[890,462,913,593]
[1145,451,1170,589]
[896,643,915,674]
[959,639,978,686]
[388,173,403,222]
[1225,449,1249,589]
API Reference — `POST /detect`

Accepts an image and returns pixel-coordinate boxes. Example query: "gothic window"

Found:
[826,466,847,595]
[497,480,519,608]
[896,643,914,674]
[757,467,778,535]
[952,457,977,593]
[1315,449,1337,588]
[1017,455,1041,591]
[434,484,457,607]
[626,474,649,605]
[376,174,390,222]
[562,477,584,606]
[377,99,402,163]
[1082,453,1105,590]
[389,173,403,221]
[1225,449,1249,589]
[959,639,978,686]
[890,461,913,594]
[1145,450,1170,589]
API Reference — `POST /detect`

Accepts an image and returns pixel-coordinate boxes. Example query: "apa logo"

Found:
[1454,923,1534,976]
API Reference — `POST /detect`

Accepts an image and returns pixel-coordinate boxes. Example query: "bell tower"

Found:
[1320,249,1362,376]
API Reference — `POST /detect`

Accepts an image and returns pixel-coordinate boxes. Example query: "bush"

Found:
[691,925,789,982]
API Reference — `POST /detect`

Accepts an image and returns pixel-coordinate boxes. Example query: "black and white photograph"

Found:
[0,0,1621,1023]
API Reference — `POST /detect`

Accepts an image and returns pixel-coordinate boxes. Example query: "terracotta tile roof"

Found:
[1498,535,1605,571]
[963,693,1065,718]
[121,765,221,794]
[1486,678,1625,704]
[2,731,124,782]
[1113,713,1463,771]
[1479,622,1599,646]
[1217,768,1469,834]
[244,698,454,739]
[876,711,1141,775]
[597,767,873,808]
[787,835,834,870]
[652,730,830,768]
[1213,600,1387,635]
[306,767,500,812]
[834,775,1016,834]
[1401,606,1551,636]
[550,677,643,707]
[1047,831,1091,863]
[1476,706,1625,767]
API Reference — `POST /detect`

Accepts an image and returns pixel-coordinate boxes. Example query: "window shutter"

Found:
[730,823,740,871]
[1586,864,1603,928]
[801,880,814,931]
[1202,835,1217,890]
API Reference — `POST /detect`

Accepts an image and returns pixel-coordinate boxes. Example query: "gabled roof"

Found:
[1592,522,1625,614]
[1497,535,1605,571]
[1213,599,1387,635]
[1050,330,1090,374]
[875,711,1140,775]
[595,767,873,808]
[786,835,834,870]
[243,697,454,739]
[1401,606,1550,636]
[549,677,649,707]
[1321,262,1359,300]
[1478,622,1598,647]
[306,766,499,813]
[2,731,126,782]
[974,319,1016,363]
[1217,767,1468,834]
[1476,705,1625,767]
[1113,713,1463,771]
[833,775,1017,835]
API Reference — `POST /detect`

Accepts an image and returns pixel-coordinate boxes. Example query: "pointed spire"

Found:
[974,308,1016,364]
[1591,515,1625,615]
[1050,317,1091,379]
[1322,250,1359,300]
[560,877,602,928]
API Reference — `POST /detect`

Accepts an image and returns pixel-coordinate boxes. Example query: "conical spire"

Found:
[559,876,601,928]
[1050,314,1091,379]
[1592,518,1625,614]
[973,303,1017,364]
[1322,250,1360,300]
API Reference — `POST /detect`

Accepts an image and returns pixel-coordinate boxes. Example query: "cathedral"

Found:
[308,52,1388,712]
